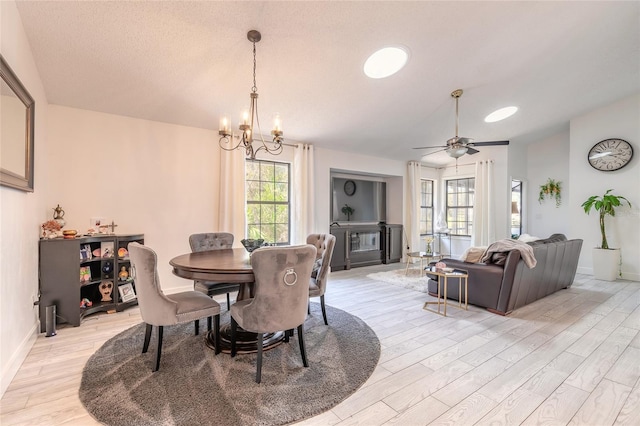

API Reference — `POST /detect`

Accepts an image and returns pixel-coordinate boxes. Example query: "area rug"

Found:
[79,303,379,426]
[367,269,430,292]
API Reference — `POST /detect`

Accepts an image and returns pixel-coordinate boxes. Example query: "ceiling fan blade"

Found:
[466,147,480,155]
[412,145,448,150]
[419,148,447,156]
[470,140,510,146]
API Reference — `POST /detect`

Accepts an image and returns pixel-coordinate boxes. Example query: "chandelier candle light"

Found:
[219,30,283,160]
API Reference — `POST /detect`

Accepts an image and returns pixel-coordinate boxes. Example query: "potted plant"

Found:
[581,189,631,281]
[341,204,354,221]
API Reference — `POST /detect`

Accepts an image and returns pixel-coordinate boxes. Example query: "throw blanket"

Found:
[481,239,537,268]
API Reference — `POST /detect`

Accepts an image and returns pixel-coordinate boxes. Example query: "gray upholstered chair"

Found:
[306,234,336,325]
[189,232,240,310]
[128,242,221,372]
[230,244,317,383]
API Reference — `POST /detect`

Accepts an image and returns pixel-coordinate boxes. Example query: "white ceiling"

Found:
[14,1,640,165]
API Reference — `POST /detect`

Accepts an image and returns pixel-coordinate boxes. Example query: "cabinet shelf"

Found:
[39,234,144,331]
[81,302,116,318]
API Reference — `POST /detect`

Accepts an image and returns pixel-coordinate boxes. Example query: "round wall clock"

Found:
[588,138,633,171]
[344,180,356,196]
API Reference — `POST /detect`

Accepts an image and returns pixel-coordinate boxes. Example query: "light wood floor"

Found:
[2,263,639,425]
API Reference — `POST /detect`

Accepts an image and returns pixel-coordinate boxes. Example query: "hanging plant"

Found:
[538,178,562,207]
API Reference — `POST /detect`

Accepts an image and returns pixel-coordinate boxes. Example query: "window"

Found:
[446,177,475,236]
[419,180,434,236]
[245,159,290,244]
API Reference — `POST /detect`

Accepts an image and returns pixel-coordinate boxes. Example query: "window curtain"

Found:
[217,148,246,247]
[471,160,495,246]
[291,143,315,244]
[406,161,422,254]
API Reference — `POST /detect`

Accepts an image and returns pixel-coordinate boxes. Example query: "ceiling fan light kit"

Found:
[413,88,510,159]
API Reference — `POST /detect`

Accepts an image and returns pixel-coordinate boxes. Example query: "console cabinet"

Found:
[38,234,143,331]
[330,224,403,270]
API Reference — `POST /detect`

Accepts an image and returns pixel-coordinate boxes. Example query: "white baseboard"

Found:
[576,266,639,282]
[1,322,38,398]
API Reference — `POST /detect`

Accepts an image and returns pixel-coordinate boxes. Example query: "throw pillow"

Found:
[460,246,487,263]
[518,234,541,243]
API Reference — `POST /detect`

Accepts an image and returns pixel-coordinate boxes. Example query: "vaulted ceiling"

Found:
[14,1,640,165]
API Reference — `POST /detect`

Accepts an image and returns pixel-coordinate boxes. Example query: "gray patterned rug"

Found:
[79,303,380,425]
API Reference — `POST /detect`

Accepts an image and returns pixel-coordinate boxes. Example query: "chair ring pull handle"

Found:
[283,268,298,286]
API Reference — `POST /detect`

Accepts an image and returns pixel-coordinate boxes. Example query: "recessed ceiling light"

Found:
[364,47,408,79]
[485,106,518,123]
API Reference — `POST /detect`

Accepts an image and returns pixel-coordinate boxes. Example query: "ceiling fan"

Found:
[414,89,509,158]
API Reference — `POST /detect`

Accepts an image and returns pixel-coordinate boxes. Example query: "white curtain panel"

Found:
[291,143,315,244]
[406,161,422,254]
[472,160,495,246]
[217,148,246,247]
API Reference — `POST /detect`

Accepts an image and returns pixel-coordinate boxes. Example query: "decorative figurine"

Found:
[118,266,129,281]
[102,261,113,278]
[99,281,113,302]
[53,204,66,228]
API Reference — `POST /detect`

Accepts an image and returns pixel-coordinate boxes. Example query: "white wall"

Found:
[314,148,406,235]
[526,130,572,238]
[508,140,528,234]
[569,93,640,280]
[0,0,50,396]
[46,105,222,292]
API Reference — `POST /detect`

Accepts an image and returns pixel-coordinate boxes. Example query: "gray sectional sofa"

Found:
[427,234,583,315]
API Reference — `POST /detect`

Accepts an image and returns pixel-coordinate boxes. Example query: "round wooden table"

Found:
[170,248,284,353]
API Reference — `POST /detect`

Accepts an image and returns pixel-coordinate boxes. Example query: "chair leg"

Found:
[226,293,231,310]
[207,316,212,331]
[284,329,290,343]
[142,323,152,354]
[320,295,328,325]
[214,315,221,355]
[308,301,310,315]
[194,319,199,336]
[256,333,264,384]
[153,325,163,372]
[297,324,308,367]
[230,317,237,357]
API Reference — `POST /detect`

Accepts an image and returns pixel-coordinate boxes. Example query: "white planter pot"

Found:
[592,248,620,281]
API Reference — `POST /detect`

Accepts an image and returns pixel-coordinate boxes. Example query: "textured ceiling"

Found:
[14,1,640,165]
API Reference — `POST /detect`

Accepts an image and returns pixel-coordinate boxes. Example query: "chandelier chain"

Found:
[252,41,258,93]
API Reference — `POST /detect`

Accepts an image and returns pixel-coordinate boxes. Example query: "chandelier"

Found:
[218,30,283,159]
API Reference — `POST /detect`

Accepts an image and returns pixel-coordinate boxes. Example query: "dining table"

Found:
[169,247,284,354]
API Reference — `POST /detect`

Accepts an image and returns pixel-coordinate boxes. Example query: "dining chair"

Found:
[306,234,336,325]
[128,242,221,372]
[189,232,240,310]
[230,244,317,383]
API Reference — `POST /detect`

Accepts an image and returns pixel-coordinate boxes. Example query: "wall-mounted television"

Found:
[331,177,386,224]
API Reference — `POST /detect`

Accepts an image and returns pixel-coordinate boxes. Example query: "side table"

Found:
[423,266,468,316]
[405,251,444,275]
